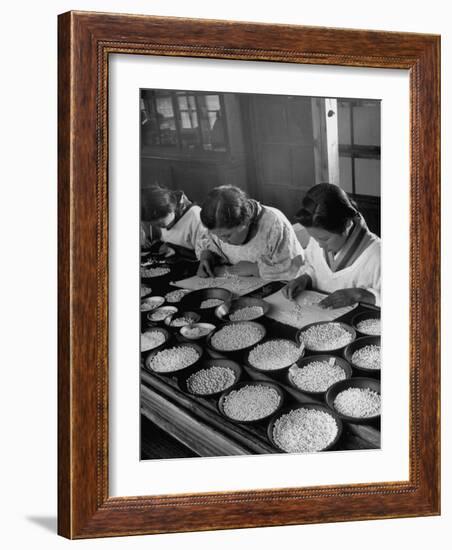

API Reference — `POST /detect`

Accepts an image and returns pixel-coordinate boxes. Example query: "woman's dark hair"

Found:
[200,186,254,230]
[141,185,177,222]
[296,183,359,234]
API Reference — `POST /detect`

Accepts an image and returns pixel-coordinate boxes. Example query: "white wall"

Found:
[0,1,449,548]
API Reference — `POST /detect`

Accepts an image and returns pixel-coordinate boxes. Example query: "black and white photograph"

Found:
[139,88,381,460]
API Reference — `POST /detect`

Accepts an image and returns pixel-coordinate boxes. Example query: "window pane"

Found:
[141,92,176,147]
[196,94,226,151]
[353,102,381,146]
[206,95,220,110]
[339,157,353,193]
[141,90,228,153]
[155,96,177,146]
[354,158,380,196]
[338,101,351,145]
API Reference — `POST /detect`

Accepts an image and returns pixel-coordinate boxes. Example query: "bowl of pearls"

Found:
[351,311,381,337]
[178,358,242,398]
[207,321,266,355]
[218,381,284,425]
[245,338,305,378]
[268,403,343,453]
[287,355,353,396]
[215,296,269,322]
[343,336,381,378]
[297,321,356,354]
[325,377,381,424]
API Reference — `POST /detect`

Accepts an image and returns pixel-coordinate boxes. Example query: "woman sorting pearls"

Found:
[141,184,207,254]
[196,186,304,281]
[283,183,380,308]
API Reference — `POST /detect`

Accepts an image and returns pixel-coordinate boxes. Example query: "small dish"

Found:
[215,296,269,322]
[140,296,165,312]
[180,323,216,340]
[146,305,178,323]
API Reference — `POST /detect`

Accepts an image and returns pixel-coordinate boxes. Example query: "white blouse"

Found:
[302,235,381,306]
[142,205,206,251]
[196,206,305,281]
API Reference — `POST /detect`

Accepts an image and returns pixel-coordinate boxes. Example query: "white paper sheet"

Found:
[171,274,268,296]
[264,289,358,329]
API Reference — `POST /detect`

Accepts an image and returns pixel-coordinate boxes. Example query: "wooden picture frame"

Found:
[58,10,440,539]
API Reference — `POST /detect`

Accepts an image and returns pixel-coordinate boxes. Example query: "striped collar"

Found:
[324,214,375,272]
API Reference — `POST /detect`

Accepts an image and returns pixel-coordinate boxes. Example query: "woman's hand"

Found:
[282,274,311,301]
[196,250,218,278]
[213,265,229,277]
[227,261,259,277]
[319,288,375,309]
[158,243,171,256]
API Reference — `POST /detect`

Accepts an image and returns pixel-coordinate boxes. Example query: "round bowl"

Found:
[180,322,216,341]
[351,311,381,336]
[218,381,285,425]
[140,295,165,313]
[245,338,305,377]
[287,354,353,396]
[140,264,173,284]
[267,403,343,453]
[164,311,200,328]
[325,377,381,424]
[140,327,170,355]
[178,358,242,398]
[141,246,176,265]
[164,288,192,304]
[144,342,203,377]
[180,287,232,312]
[140,285,153,299]
[297,321,356,354]
[146,305,178,324]
[343,336,381,377]
[206,321,267,355]
[215,296,269,322]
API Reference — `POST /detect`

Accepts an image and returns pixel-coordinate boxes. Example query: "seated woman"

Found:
[196,186,304,281]
[282,183,380,308]
[141,185,206,254]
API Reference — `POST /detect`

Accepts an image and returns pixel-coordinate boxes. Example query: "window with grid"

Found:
[337,99,381,197]
[141,90,228,153]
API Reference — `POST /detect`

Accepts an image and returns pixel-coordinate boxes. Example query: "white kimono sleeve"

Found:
[360,249,381,306]
[257,216,305,281]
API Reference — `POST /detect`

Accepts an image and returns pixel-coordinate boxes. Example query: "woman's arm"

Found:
[257,214,305,281]
[225,261,259,277]
[319,287,376,309]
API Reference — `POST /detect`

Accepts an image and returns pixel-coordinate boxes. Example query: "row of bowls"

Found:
[144,325,380,397]
[142,304,381,379]
[142,286,380,340]
[143,346,379,452]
